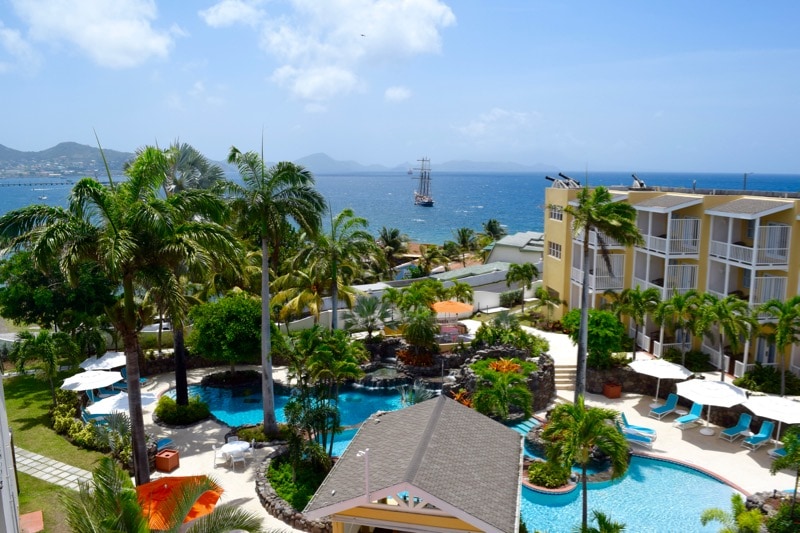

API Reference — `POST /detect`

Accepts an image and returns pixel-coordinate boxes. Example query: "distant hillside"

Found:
[0,142,557,177]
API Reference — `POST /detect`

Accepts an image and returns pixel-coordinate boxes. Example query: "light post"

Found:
[743,172,753,190]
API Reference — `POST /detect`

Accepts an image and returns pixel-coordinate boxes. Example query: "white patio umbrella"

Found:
[85,391,158,415]
[79,351,126,371]
[743,395,800,445]
[60,370,123,391]
[676,379,748,436]
[629,358,693,407]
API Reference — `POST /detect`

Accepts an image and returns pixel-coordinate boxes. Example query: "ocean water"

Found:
[3,171,799,244]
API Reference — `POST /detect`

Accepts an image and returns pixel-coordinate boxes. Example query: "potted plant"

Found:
[603,379,622,399]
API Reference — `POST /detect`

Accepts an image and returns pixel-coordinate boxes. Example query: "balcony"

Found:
[632,264,697,299]
[574,229,624,248]
[708,225,790,267]
[570,256,625,291]
[638,218,700,257]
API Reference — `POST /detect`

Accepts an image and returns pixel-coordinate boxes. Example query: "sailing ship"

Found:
[412,157,434,207]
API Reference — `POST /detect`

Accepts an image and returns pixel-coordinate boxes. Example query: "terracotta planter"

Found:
[603,383,622,399]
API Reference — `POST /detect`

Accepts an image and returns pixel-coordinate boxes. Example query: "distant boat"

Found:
[38,195,47,200]
[412,157,434,207]
[407,168,413,175]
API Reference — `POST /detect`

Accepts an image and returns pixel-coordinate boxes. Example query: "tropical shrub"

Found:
[734,363,800,396]
[268,455,330,511]
[153,394,210,425]
[472,323,550,354]
[237,423,291,442]
[562,309,623,370]
[188,294,262,371]
[471,357,535,420]
[472,357,537,377]
[766,501,800,533]
[663,348,712,373]
[528,460,570,488]
[500,289,523,308]
[397,348,434,367]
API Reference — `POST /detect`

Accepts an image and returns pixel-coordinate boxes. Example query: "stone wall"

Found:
[255,445,332,533]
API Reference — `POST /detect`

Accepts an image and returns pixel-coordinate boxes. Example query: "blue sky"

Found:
[1,0,798,172]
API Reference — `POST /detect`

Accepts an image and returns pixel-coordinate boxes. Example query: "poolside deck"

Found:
[139,329,795,532]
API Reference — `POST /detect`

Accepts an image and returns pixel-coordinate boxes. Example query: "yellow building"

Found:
[304,396,523,533]
[542,181,800,379]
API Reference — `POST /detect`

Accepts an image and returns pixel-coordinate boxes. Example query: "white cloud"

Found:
[385,85,410,102]
[199,0,265,28]
[232,0,455,103]
[458,108,532,138]
[0,21,40,73]
[11,0,174,68]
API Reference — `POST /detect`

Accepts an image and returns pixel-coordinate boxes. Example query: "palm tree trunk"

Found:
[718,335,725,382]
[174,326,189,405]
[123,276,150,485]
[632,322,639,362]
[581,465,589,530]
[261,236,278,435]
[331,259,339,330]
[575,235,590,403]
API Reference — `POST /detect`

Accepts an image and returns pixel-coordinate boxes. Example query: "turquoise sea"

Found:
[3,171,800,244]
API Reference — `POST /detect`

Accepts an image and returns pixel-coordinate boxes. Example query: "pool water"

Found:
[174,384,404,428]
[521,455,737,532]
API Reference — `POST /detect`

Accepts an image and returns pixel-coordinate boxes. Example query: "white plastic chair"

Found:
[212,445,226,468]
[226,435,239,443]
[245,439,255,460]
[229,449,246,471]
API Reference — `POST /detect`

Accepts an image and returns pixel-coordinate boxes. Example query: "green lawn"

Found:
[18,473,70,533]
[5,373,106,530]
[4,373,106,471]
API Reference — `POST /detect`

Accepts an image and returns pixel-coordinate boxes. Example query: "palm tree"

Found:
[163,141,226,193]
[294,208,378,330]
[61,457,264,532]
[11,330,78,406]
[530,286,566,328]
[697,293,755,381]
[541,395,629,531]
[758,295,800,396]
[446,280,474,303]
[506,262,540,312]
[453,227,477,267]
[0,146,201,484]
[654,289,702,367]
[577,510,627,533]
[272,267,329,325]
[377,226,408,268]
[563,186,642,403]
[700,493,763,533]
[472,370,532,420]
[344,295,395,340]
[404,308,438,356]
[481,218,507,241]
[418,244,448,275]
[604,286,661,361]
[225,147,325,436]
[770,426,800,521]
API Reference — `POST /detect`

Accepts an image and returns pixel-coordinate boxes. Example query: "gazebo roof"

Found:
[304,395,523,533]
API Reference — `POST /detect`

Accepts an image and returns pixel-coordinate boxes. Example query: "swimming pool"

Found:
[520,455,737,532]
[173,384,404,428]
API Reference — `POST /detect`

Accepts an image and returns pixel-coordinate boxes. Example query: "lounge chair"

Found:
[742,420,774,451]
[620,413,657,440]
[616,422,654,449]
[81,410,108,426]
[649,393,679,420]
[673,402,704,430]
[719,413,752,442]
[156,438,175,452]
[767,447,787,459]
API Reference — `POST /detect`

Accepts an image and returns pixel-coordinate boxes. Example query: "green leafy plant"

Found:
[500,289,523,308]
[562,309,624,370]
[528,460,570,488]
[267,455,329,511]
[734,363,800,396]
[663,348,712,373]
[153,395,210,425]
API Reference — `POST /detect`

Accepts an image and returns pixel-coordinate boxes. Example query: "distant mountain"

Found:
[0,142,557,177]
[295,153,389,173]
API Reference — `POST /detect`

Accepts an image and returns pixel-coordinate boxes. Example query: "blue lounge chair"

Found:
[616,422,654,449]
[81,410,108,426]
[673,402,704,429]
[649,393,679,420]
[620,413,657,440]
[742,420,774,451]
[768,447,787,459]
[719,413,752,442]
[156,438,175,452]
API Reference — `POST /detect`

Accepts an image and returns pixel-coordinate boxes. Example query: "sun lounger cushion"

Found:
[742,420,774,451]
[673,402,704,429]
[719,413,752,442]
[620,413,657,439]
[649,393,679,420]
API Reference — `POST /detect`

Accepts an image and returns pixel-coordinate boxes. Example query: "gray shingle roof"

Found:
[495,231,545,249]
[633,194,702,211]
[705,197,793,218]
[304,396,523,533]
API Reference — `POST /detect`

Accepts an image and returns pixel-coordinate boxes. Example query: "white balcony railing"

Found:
[708,225,789,266]
[571,255,625,291]
[639,218,700,256]
[574,229,624,248]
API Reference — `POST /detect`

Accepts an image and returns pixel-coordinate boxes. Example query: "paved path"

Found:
[15,448,93,491]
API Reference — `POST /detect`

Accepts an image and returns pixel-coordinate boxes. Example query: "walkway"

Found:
[15,448,92,491]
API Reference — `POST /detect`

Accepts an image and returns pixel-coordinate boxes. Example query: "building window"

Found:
[742,268,751,289]
[746,219,755,239]
[549,205,563,221]
[548,241,562,259]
